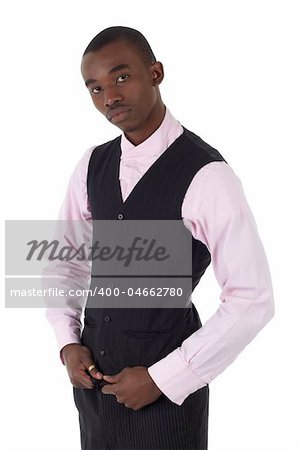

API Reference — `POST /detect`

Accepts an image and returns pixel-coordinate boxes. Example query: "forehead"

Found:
[81,41,145,79]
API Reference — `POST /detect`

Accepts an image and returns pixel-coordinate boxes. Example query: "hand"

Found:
[62,343,103,389]
[101,366,162,411]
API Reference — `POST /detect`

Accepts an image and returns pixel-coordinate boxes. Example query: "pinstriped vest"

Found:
[82,127,226,373]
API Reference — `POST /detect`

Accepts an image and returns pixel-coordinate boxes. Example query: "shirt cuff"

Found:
[147,348,207,406]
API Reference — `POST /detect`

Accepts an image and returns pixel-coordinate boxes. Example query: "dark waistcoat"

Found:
[83,127,226,374]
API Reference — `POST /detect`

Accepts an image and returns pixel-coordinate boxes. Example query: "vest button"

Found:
[99,349,105,356]
[104,315,111,322]
[117,213,124,220]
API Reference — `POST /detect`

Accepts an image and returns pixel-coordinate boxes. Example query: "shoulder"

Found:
[73,135,121,179]
[200,160,243,191]
[181,127,227,163]
[70,146,97,182]
[89,135,121,159]
[183,160,249,218]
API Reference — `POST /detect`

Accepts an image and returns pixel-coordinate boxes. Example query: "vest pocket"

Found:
[120,329,170,339]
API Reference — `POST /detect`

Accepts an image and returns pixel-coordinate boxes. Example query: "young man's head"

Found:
[81,26,165,145]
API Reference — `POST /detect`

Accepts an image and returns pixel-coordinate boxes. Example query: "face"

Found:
[81,40,165,144]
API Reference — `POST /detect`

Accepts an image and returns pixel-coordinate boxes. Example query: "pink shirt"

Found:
[46,108,275,406]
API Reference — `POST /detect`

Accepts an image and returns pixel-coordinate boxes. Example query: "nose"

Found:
[104,86,124,108]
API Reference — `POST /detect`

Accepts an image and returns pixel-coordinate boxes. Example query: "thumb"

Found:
[103,373,121,383]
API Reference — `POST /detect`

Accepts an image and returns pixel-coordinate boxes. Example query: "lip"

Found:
[107,107,132,123]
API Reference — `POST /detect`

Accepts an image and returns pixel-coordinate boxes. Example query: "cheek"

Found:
[134,86,157,109]
[91,96,105,113]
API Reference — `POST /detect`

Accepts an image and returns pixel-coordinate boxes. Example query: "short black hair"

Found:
[83,26,156,66]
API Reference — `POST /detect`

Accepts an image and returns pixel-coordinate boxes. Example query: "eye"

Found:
[91,86,102,95]
[116,74,129,83]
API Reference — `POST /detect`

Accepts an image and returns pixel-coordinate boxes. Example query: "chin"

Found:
[117,123,138,133]
[122,126,138,133]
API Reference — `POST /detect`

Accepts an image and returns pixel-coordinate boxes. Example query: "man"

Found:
[46,26,275,450]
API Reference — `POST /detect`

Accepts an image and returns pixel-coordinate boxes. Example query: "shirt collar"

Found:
[120,107,183,161]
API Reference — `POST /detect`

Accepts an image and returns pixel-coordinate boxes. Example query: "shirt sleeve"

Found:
[147,161,275,405]
[43,147,95,364]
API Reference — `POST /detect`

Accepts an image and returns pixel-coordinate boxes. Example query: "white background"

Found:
[1,1,298,449]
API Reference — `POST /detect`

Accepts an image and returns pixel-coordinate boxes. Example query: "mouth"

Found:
[106,106,132,124]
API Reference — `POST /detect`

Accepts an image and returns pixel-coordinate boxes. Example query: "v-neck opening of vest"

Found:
[116,128,187,207]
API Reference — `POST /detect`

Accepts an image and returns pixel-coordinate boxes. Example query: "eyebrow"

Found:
[85,64,131,88]
[109,63,130,74]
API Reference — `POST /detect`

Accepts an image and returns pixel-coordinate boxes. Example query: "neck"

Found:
[124,102,166,146]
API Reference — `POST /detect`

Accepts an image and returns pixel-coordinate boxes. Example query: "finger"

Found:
[74,363,98,388]
[82,360,103,380]
[73,379,94,389]
[77,367,96,388]
[88,366,103,380]
[72,373,94,389]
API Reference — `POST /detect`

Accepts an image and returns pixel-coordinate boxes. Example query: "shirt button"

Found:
[104,315,111,322]
[117,213,124,220]
[99,349,105,356]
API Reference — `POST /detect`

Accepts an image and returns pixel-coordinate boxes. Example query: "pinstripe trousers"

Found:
[73,383,209,450]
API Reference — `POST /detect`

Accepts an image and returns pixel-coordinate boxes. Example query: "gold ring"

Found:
[88,364,96,372]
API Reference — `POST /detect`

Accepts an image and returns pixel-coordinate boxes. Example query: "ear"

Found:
[151,61,164,86]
